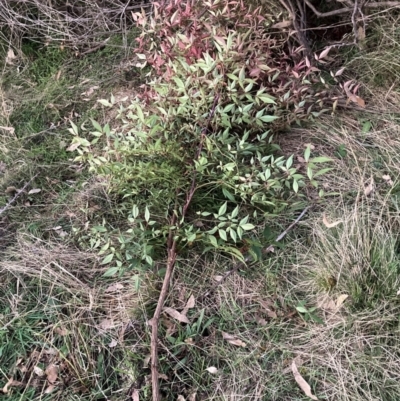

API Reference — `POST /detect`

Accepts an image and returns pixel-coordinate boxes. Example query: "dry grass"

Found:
[0,234,143,400]
[134,101,400,400]
[0,0,148,49]
[2,3,400,400]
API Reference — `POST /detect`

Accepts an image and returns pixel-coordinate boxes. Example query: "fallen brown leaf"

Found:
[336,294,349,308]
[54,326,69,336]
[304,143,315,150]
[99,318,114,330]
[2,378,23,393]
[222,332,246,347]
[364,176,375,196]
[322,214,343,228]
[45,364,58,384]
[33,366,45,377]
[382,175,394,186]
[6,48,16,65]
[28,188,41,195]
[143,354,151,368]
[291,360,318,400]
[43,348,59,356]
[5,186,17,194]
[0,126,15,135]
[255,315,268,326]
[182,295,195,316]
[164,307,190,323]
[161,317,177,336]
[271,20,292,29]
[44,385,56,394]
[258,299,277,318]
[105,283,124,292]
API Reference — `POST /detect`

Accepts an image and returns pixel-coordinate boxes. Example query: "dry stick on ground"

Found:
[200,205,311,300]
[304,0,400,18]
[150,95,220,401]
[0,174,38,216]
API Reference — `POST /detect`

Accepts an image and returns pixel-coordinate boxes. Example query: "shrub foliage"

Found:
[69,0,332,275]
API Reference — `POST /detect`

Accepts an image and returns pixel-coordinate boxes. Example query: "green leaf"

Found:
[222,188,235,201]
[313,167,333,177]
[259,115,279,123]
[219,229,227,241]
[91,119,102,133]
[173,77,185,90]
[145,206,150,222]
[132,205,139,219]
[209,235,218,248]
[286,155,293,169]
[310,156,332,163]
[296,306,309,314]
[231,205,239,218]
[239,216,249,226]
[241,223,255,231]
[230,229,237,242]
[101,253,114,265]
[362,120,372,133]
[239,66,245,81]
[218,202,227,216]
[70,121,79,136]
[98,99,112,107]
[258,95,276,104]
[207,226,218,235]
[304,145,311,162]
[223,104,235,113]
[221,246,245,262]
[132,274,141,291]
[136,105,145,123]
[102,266,119,277]
[293,180,299,193]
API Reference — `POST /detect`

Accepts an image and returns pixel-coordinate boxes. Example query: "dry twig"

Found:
[0,174,38,216]
[304,0,400,18]
[150,95,219,401]
[199,205,311,300]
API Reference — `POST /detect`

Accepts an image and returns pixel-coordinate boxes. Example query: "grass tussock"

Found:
[0,234,142,400]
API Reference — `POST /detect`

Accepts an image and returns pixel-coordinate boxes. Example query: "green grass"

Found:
[2,5,400,401]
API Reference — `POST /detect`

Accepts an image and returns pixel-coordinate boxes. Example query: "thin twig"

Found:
[305,0,400,18]
[263,205,311,253]
[0,174,38,216]
[351,0,359,45]
[150,214,177,401]
[200,205,311,300]
[150,95,220,401]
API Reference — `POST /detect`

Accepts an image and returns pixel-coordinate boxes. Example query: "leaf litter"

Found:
[291,360,318,400]
[322,214,343,228]
[221,332,246,347]
[163,307,190,323]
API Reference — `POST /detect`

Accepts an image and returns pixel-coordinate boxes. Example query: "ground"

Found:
[1,3,400,401]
